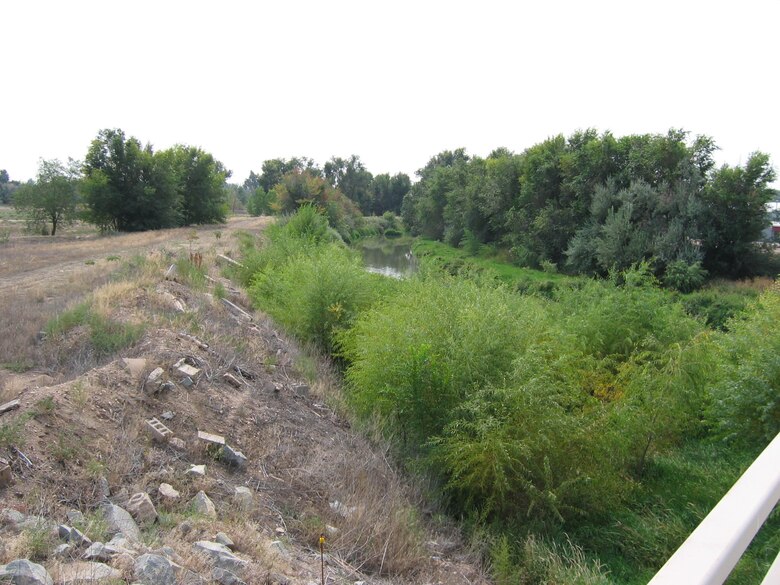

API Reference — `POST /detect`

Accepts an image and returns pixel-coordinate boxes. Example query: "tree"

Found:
[372,172,411,215]
[324,155,374,214]
[248,157,321,193]
[12,159,79,235]
[700,152,776,278]
[164,145,230,225]
[247,186,276,216]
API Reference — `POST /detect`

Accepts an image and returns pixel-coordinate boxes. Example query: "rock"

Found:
[0,559,53,585]
[159,381,176,393]
[97,475,110,498]
[59,525,91,547]
[0,508,26,527]
[325,524,339,537]
[268,573,290,585]
[158,483,180,502]
[83,542,113,562]
[135,553,177,585]
[175,360,201,380]
[193,541,248,572]
[54,561,121,583]
[58,524,72,539]
[190,491,216,519]
[215,532,234,549]
[152,546,184,564]
[233,487,252,510]
[221,444,247,468]
[107,533,138,554]
[181,376,194,388]
[161,411,174,421]
[0,399,21,414]
[66,509,84,525]
[145,367,165,393]
[111,552,135,574]
[126,492,158,525]
[0,457,12,487]
[169,437,187,451]
[186,464,206,477]
[212,567,247,585]
[102,503,141,542]
[123,358,148,380]
[53,543,74,558]
[178,520,193,535]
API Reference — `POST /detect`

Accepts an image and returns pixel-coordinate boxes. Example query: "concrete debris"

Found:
[0,399,21,415]
[161,411,175,421]
[160,381,176,392]
[169,437,186,451]
[145,418,173,443]
[165,264,177,280]
[197,431,225,446]
[126,492,158,525]
[216,254,244,268]
[82,542,114,562]
[181,376,194,388]
[146,367,165,387]
[220,298,253,321]
[190,491,217,519]
[174,358,201,380]
[291,383,310,397]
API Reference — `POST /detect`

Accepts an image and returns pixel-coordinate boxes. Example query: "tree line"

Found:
[401,129,778,280]
[9,129,231,234]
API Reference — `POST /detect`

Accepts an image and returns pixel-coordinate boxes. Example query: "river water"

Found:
[360,239,418,279]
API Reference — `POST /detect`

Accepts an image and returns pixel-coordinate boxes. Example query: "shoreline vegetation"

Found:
[237,205,779,585]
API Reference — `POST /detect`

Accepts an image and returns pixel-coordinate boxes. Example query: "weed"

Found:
[70,381,88,407]
[213,281,227,300]
[85,459,106,479]
[33,396,56,416]
[85,259,95,265]
[0,228,10,244]
[0,414,31,448]
[22,523,56,561]
[52,433,79,462]
[106,255,120,262]
[2,360,34,373]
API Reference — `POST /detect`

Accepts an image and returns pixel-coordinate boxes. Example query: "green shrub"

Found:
[664,260,707,293]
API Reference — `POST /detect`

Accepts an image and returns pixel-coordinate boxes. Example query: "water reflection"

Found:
[360,240,418,279]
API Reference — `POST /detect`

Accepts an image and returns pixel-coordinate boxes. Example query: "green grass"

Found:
[45,301,144,357]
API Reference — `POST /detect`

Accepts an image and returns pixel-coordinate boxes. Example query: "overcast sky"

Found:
[2,0,779,186]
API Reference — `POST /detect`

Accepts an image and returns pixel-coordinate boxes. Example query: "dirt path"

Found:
[0,216,270,297]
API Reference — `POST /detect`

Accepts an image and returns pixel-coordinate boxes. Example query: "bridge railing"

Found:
[648,431,780,585]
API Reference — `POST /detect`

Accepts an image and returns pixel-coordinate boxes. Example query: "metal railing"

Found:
[648,432,780,585]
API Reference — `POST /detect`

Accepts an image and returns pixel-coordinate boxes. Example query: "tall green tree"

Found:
[372,172,411,215]
[324,155,374,214]
[700,152,777,278]
[164,145,230,225]
[12,159,80,235]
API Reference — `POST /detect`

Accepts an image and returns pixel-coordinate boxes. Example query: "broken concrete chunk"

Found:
[186,464,206,477]
[161,411,174,421]
[197,431,225,446]
[126,492,158,525]
[102,503,141,542]
[181,376,194,388]
[82,542,113,562]
[176,363,201,379]
[146,367,164,385]
[159,381,176,392]
[292,383,310,397]
[145,418,172,443]
[190,491,217,519]
[169,437,186,451]
[221,445,247,469]
[0,399,21,415]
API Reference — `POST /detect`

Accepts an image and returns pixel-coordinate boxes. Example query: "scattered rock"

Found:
[178,521,193,535]
[215,532,234,549]
[190,491,216,519]
[122,358,148,380]
[126,492,158,525]
[53,543,74,558]
[159,381,176,393]
[181,376,194,388]
[135,553,177,585]
[221,444,247,468]
[212,567,247,585]
[102,503,141,542]
[0,559,54,585]
[83,542,113,562]
[158,483,180,502]
[175,359,201,380]
[186,464,206,477]
[66,509,85,525]
[329,500,356,518]
[55,561,121,583]
[97,476,110,498]
[193,541,248,572]
[0,508,26,527]
[110,552,135,574]
[325,524,339,537]
[292,382,310,397]
[161,411,175,421]
[233,487,252,510]
[169,437,187,451]
[59,525,92,547]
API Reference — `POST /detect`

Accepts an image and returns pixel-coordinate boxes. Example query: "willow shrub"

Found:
[250,243,393,354]
[338,275,552,452]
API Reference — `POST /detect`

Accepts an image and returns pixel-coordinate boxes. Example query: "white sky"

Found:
[2,0,779,186]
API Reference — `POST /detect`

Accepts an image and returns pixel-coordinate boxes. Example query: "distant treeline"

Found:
[401,129,778,280]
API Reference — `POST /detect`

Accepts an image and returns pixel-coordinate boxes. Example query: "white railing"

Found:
[649,432,780,585]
